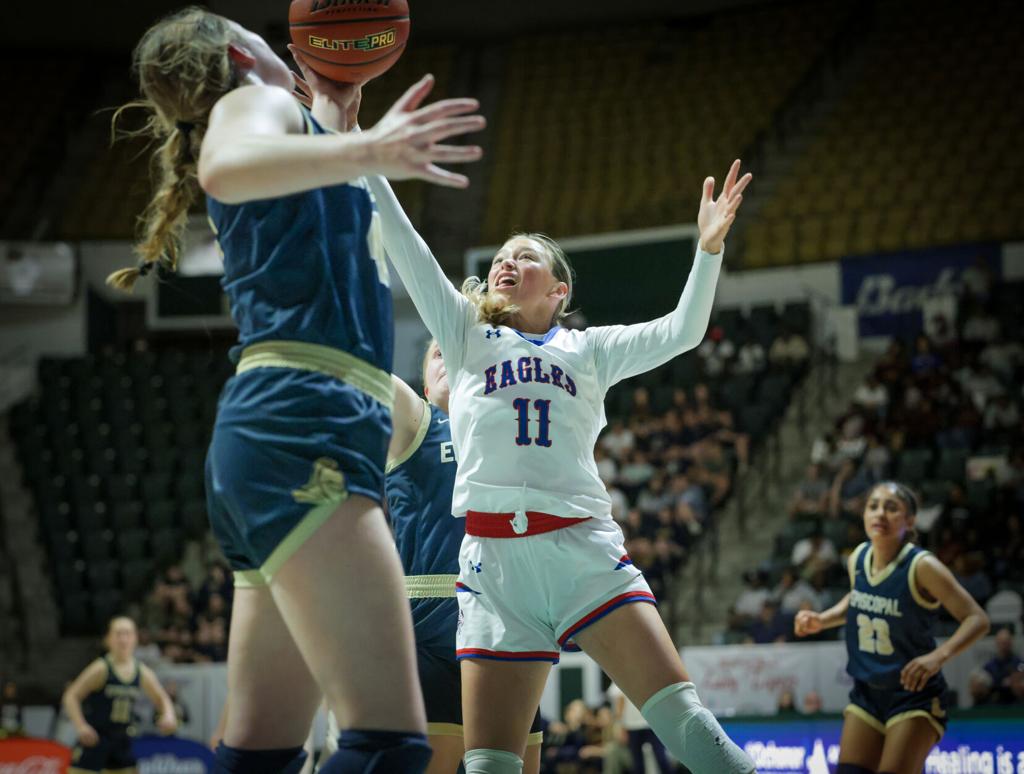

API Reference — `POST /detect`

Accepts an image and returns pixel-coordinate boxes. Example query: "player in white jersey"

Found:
[366,133,754,773]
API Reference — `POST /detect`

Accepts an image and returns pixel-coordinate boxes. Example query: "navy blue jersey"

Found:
[82,656,143,733]
[386,402,462,650]
[206,108,393,373]
[845,542,943,689]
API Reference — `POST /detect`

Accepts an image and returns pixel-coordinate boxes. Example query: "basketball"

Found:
[289,0,410,83]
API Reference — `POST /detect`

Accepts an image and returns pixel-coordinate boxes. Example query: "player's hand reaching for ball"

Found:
[697,159,752,255]
[794,610,823,637]
[900,652,945,692]
[77,722,100,747]
[360,74,485,188]
[289,46,362,133]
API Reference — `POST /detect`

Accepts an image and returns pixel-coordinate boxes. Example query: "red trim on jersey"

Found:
[466,510,590,538]
[557,591,658,646]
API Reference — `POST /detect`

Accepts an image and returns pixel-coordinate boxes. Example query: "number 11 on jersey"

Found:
[513,398,552,447]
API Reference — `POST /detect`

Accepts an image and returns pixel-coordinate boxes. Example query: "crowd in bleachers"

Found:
[132,561,233,665]
[726,273,1024,647]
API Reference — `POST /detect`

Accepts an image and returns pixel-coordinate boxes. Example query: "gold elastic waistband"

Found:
[236,340,392,410]
[405,574,458,599]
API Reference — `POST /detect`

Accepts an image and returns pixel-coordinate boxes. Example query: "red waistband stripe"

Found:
[465,510,590,538]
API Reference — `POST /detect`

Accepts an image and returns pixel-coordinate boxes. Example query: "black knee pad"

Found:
[836,765,876,774]
[318,729,432,774]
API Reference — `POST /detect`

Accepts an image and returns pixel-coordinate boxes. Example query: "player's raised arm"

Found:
[366,170,476,368]
[200,75,484,204]
[586,160,752,390]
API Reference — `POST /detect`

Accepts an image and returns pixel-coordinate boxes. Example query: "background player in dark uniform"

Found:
[63,617,177,774]
[107,10,483,773]
[325,341,543,773]
[795,482,990,774]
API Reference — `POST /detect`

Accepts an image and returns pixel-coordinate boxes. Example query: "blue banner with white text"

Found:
[839,244,1001,338]
[723,716,1024,773]
[133,734,216,773]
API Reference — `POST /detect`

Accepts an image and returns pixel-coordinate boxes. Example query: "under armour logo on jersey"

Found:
[614,555,634,571]
[471,562,482,574]
[485,328,501,339]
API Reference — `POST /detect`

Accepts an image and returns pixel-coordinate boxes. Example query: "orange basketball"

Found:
[289,0,410,83]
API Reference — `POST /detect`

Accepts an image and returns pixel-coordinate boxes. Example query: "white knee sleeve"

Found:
[464,748,523,774]
[641,682,755,773]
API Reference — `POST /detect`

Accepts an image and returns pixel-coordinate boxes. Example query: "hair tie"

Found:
[175,120,195,134]
[137,260,155,277]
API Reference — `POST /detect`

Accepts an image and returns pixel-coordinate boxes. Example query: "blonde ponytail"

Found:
[105,7,238,292]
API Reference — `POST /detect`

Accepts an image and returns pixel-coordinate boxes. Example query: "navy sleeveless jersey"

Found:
[845,542,943,689]
[82,656,143,733]
[205,108,393,372]
[386,403,463,651]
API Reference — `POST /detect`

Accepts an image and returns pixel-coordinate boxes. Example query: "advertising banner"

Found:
[839,244,1001,338]
[0,738,72,773]
[133,735,215,774]
[724,716,1024,774]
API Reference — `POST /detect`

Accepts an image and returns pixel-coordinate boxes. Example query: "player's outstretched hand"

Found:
[361,74,485,188]
[289,45,362,133]
[697,159,752,255]
[77,723,100,747]
[793,610,822,637]
[900,652,944,692]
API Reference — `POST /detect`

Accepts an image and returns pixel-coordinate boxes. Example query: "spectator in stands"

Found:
[0,680,22,739]
[791,526,838,580]
[962,305,1001,344]
[697,325,735,376]
[646,535,684,600]
[862,433,892,480]
[829,459,875,520]
[835,412,868,461]
[601,418,635,461]
[773,566,823,614]
[692,440,732,506]
[980,338,1024,383]
[605,480,629,523]
[629,386,654,420]
[775,690,797,716]
[984,394,1020,442]
[875,339,907,390]
[810,431,841,472]
[608,682,671,774]
[984,628,1024,705]
[801,691,823,715]
[910,334,941,376]
[964,363,1006,410]
[853,374,889,418]
[953,553,993,605]
[595,446,618,485]
[542,700,602,774]
[769,328,810,369]
[734,569,771,626]
[747,599,789,644]
[637,473,671,518]
[961,255,996,302]
[927,313,957,351]
[618,450,655,502]
[693,383,751,471]
[789,464,829,519]
[735,339,766,374]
